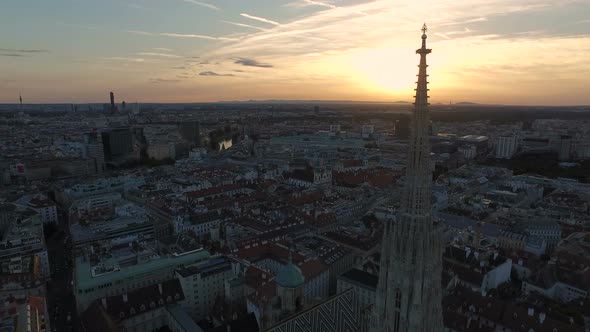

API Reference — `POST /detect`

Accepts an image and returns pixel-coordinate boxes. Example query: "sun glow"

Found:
[350,48,419,95]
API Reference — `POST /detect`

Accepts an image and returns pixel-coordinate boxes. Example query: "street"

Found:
[45,211,80,332]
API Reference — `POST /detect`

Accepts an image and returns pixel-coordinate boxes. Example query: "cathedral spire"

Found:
[372,25,444,332]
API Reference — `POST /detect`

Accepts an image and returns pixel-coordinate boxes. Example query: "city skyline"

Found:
[1,0,589,105]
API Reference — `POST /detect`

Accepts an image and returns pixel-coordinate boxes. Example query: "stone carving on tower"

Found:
[372,24,444,332]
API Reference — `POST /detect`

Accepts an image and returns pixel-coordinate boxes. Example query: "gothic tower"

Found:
[372,24,444,332]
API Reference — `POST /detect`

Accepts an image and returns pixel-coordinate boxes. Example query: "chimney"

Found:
[123,293,128,303]
[528,307,534,316]
[158,283,163,295]
[539,312,546,324]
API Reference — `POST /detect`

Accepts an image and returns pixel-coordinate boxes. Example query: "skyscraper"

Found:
[110,91,116,113]
[372,25,444,332]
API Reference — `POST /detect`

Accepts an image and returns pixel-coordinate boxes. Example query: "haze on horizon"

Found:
[1,0,589,106]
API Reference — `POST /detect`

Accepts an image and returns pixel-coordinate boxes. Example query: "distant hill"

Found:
[217,99,407,105]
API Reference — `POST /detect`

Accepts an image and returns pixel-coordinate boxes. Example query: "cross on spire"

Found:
[422,23,428,35]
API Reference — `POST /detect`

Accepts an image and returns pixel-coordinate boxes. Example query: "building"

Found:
[0,295,50,332]
[147,142,176,160]
[80,282,203,332]
[84,131,105,174]
[372,25,444,332]
[495,135,518,159]
[110,91,116,113]
[558,135,573,161]
[175,256,234,320]
[457,144,476,160]
[16,195,58,225]
[337,268,377,310]
[442,246,512,295]
[361,125,375,139]
[522,257,589,303]
[73,248,210,312]
[179,121,201,147]
[286,166,332,188]
[0,206,50,281]
[101,127,133,161]
[329,124,341,135]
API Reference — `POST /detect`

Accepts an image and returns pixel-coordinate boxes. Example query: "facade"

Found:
[16,195,58,225]
[179,121,201,147]
[558,135,573,161]
[84,131,105,174]
[443,246,512,296]
[74,248,210,312]
[495,135,518,159]
[101,127,133,160]
[0,207,50,281]
[147,142,176,160]
[457,145,477,160]
[175,256,234,320]
[372,25,444,332]
[362,125,375,138]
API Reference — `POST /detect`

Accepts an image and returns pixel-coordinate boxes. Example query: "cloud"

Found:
[160,32,218,40]
[234,58,274,68]
[127,29,154,36]
[240,13,280,26]
[303,0,336,9]
[181,0,220,11]
[0,48,49,53]
[440,17,487,26]
[126,30,231,41]
[199,71,235,77]
[0,48,49,57]
[0,53,27,57]
[150,78,180,83]
[138,52,183,58]
[103,57,146,63]
[221,20,267,31]
[154,48,174,52]
[172,66,186,69]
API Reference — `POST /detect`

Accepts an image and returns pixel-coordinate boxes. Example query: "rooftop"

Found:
[338,268,378,290]
[75,248,210,291]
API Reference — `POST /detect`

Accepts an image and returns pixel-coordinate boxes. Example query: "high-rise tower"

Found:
[372,24,444,332]
[110,91,116,113]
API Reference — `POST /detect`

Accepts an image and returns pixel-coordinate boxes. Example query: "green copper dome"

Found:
[276,261,305,288]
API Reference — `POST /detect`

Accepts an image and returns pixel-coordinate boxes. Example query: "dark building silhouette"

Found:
[395,116,410,139]
[84,131,105,174]
[101,127,133,160]
[179,121,201,147]
[109,92,117,113]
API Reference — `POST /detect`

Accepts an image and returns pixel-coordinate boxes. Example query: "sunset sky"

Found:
[1,0,589,105]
